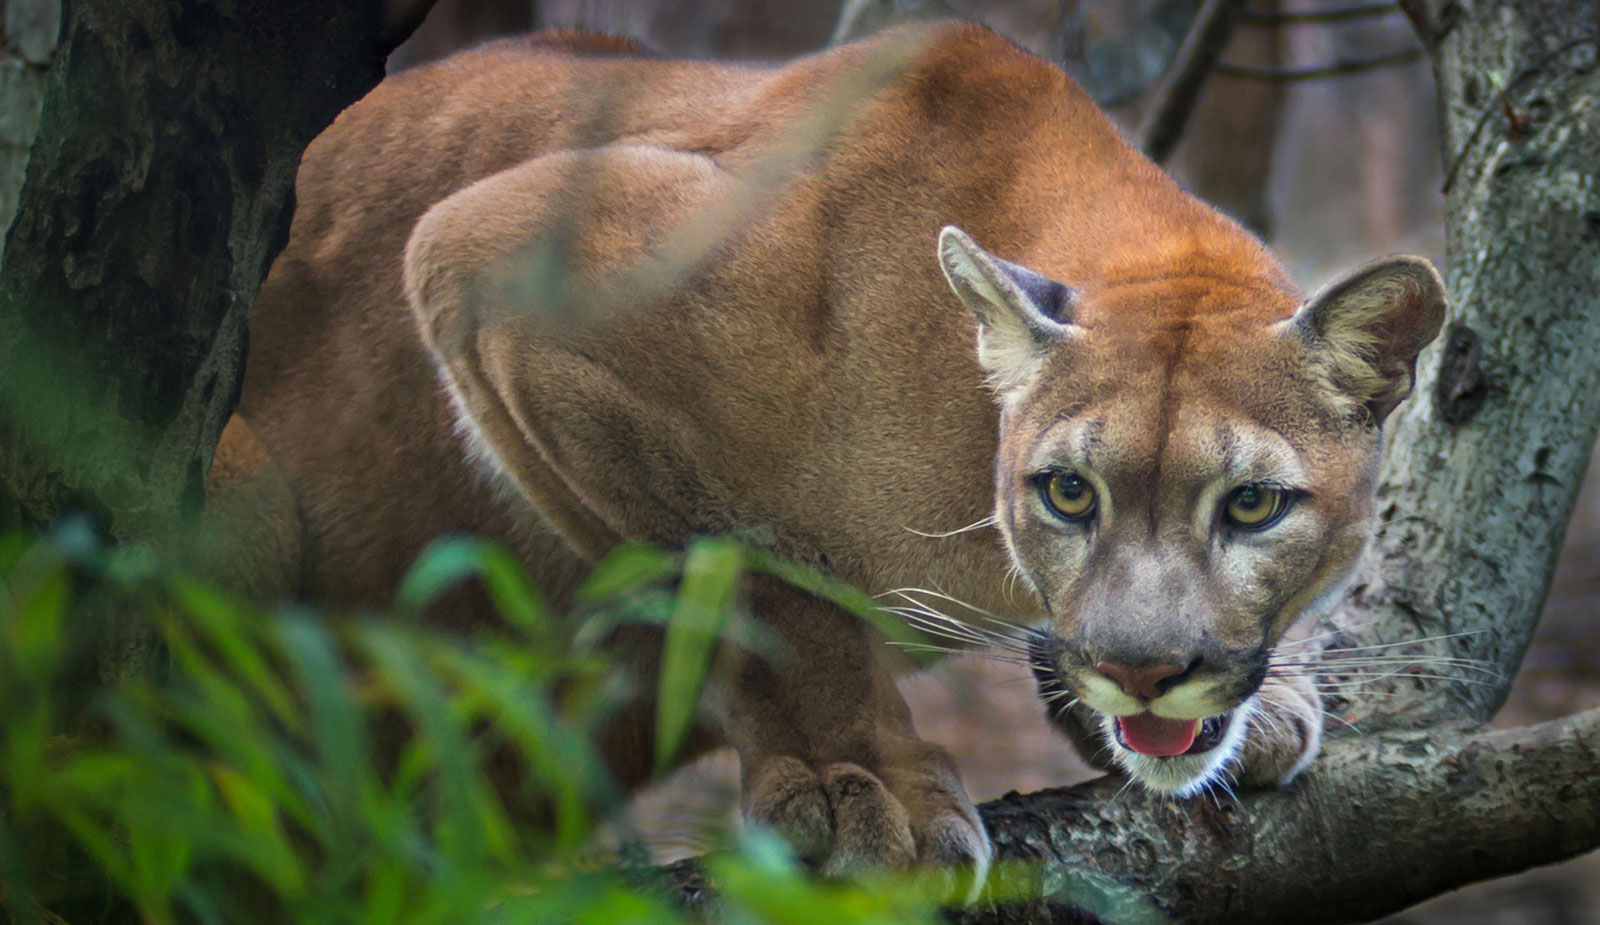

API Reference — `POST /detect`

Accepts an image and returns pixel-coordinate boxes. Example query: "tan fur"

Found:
[212,23,1445,874]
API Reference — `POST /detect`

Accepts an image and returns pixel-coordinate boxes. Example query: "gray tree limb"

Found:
[967,706,1600,923]
[1314,0,1600,731]
[1136,0,1248,163]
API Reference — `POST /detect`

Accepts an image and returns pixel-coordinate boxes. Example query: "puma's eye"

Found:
[1041,472,1097,522]
[1224,485,1291,530]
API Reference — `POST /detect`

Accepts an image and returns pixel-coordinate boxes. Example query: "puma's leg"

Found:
[186,415,301,602]
[717,578,990,887]
[402,147,989,878]
[1233,672,1323,789]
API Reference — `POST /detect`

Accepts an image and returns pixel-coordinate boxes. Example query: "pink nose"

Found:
[1096,662,1186,700]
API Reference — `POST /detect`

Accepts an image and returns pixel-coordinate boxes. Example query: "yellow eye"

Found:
[1042,472,1097,521]
[1224,485,1291,529]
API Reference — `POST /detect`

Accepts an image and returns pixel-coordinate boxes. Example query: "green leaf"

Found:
[743,549,932,663]
[655,538,743,771]
[276,612,370,836]
[5,562,67,681]
[574,544,680,603]
[170,578,296,725]
[396,537,548,635]
[210,763,306,894]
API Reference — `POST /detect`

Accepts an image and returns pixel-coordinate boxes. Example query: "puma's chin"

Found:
[1099,696,1258,797]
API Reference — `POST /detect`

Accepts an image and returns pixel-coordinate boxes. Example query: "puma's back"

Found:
[245,23,1296,612]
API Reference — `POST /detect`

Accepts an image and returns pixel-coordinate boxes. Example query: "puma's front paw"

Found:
[1234,672,1323,790]
[741,746,991,894]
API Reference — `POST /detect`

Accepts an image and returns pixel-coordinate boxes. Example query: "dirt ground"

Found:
[629,438,1600,921]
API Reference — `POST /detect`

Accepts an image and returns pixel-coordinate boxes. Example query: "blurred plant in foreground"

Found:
[0,521,997,924]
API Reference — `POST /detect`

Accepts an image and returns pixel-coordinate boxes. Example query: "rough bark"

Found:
[0,0,431,541]
[0,1,434,916]
[0,0,57,256]
[965,707,1600,923]
[1313,0,1600,730]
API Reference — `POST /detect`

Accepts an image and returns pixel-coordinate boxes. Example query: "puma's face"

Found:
[937,226,1446,795]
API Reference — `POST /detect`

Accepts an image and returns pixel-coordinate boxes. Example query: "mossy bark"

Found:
[0,0,424,543]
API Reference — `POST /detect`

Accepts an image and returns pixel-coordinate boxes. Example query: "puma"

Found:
[210,22,1446,879]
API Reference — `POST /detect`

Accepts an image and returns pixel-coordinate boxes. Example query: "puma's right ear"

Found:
[1279,255,1447,423]
[938,225,1078,394]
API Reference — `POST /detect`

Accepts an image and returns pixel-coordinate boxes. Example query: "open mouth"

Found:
[1113,711,1234,758]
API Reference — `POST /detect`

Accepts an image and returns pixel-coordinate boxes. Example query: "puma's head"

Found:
[937,225,1446,795]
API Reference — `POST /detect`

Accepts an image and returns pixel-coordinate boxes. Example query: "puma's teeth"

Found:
[1192,714,1228,752]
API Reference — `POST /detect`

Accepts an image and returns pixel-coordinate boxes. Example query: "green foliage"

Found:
[0,523,961,924]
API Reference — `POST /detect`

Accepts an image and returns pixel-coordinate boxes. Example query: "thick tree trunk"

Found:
[0,0,57,256]
[0,0,430,541]
[0,1,433,917]
[1313,0,1600,730]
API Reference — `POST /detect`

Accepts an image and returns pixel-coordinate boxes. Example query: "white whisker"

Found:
[889,643,1031,665]
[1310,629,1487,655]
[886,586,1044,641]
[901,516,997,539]
[1273,619,1388,650]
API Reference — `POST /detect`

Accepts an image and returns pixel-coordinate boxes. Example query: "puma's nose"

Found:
[1095,661,1188,700]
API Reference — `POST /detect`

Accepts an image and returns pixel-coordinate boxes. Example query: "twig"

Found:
[1239,3,1400,26]
[1216,47,1424,81]
[1138,0,1252,164]
[1440,36,1598,192]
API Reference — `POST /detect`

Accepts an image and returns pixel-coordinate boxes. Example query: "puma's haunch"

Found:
[213,23,1446,879]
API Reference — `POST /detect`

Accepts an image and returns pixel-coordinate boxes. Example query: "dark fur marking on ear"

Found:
[995,255,1076,325]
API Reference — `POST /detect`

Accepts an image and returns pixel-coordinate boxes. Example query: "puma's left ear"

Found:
[1280,255,1447,423]
[938,225,1078,395]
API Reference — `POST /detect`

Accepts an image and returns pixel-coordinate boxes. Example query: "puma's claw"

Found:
[742,752,992,900]
[1235,673,1324,789]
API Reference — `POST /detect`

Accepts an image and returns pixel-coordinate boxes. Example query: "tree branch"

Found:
[1215,47,1423,82]
[657,709,1600,921]
[963,707,1600,923]
[1137,0,1249,164]
[1239,4,1400,26]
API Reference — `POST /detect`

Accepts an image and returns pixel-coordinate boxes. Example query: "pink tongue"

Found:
[1118,714,1201,757]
